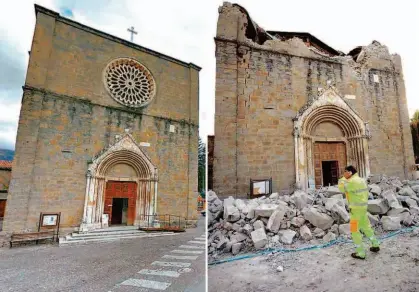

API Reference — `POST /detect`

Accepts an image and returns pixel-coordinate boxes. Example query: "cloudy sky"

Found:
[0,0,418,150]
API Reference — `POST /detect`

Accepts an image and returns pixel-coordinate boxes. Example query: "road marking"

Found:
[151,261,191,268]
[171,249,203,254]
[120,278,171,290]
[179,245,205,249]
[138,269,180,278]
[194,237,206,241]
[162,254,198,260]
[188,241,206,244]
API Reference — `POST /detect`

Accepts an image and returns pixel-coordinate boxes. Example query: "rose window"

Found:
[104,58,156,108]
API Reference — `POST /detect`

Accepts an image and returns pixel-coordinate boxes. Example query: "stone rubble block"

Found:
[207,190,218,203]
[323,232,336,242]
[368,213,380,226]
[267,209,286,233]
[325,198,346,211]
[232,242,243,255]
[299,225,312,241]
[338,223,351,235]
[399,186,416,197]
[253,220,265,230]
[369,184,382,196]
[254,204,279,218]
[411,185,419,193]
[251,228,268,249]
[278,229,296,245]
[381,216,402,231]
[381,189,400,209]
[224,205,241,222]
[313,228,326,238]
[367,199,390,215]
[406,198,418,208]
[290,217,305,227]
[330,204,350,223]
[387,207,410,217]
[303,207,334,230]
[325,186,342,197]
[293,190,313,209]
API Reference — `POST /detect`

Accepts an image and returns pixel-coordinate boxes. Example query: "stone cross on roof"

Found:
[127,26,138,42]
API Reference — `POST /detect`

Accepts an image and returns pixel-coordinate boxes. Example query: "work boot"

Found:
[351,252,365,260]
[370,246,380,252]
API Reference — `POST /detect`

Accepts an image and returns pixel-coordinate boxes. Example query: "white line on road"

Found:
[151,261,192,268]
[179,245,205,249]
[121,278,171,290]
[171,249,204,254]
[138,269,180,278]
[194,238,206,241]
[162,254,198,260]
[188,241,206,244]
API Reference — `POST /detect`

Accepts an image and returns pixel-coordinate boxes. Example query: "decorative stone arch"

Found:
[293,85,371,190]
[80,132,158,231]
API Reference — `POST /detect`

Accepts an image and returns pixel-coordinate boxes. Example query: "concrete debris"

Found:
[276,265,284,272]
[207,175,419,258]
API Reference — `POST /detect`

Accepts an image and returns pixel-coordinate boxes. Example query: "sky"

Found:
[0,0,418,150]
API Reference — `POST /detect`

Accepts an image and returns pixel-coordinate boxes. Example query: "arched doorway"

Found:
[294,86,371,190]
[80,133,158,231]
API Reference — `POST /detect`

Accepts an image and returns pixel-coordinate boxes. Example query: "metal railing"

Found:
[138,214,186,232]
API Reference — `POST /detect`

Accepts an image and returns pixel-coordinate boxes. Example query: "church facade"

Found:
[212,3,414,198]
[3,5,200,233]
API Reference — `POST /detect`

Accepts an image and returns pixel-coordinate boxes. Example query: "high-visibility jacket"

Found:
[338,173,369,209]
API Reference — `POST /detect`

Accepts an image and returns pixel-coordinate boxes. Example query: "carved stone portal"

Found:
[80,133,158,231]
[294,85,370,190]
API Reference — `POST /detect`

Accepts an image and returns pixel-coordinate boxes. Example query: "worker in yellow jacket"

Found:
[338,165,380,259]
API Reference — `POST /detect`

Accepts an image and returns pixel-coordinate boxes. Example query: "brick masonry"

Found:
[3,6,200,233]
[212,3,414,198]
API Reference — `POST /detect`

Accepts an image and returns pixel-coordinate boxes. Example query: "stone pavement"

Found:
[0,216,206,292]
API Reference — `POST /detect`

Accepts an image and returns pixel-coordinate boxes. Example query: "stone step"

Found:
[66,231,147,241]
[84,226,139,233]
[59,232,177,246]
[70,229,144,238]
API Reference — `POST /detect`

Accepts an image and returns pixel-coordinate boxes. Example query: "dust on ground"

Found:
[208,232,419,292]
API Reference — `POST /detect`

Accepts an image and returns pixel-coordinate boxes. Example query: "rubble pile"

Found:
[207,175,419,260]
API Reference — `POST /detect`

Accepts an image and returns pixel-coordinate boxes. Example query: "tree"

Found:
[198,137,206,196]
[411,110,419,162]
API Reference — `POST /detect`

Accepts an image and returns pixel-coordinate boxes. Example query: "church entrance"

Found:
[313,142,346,188]
[104,181,137,226]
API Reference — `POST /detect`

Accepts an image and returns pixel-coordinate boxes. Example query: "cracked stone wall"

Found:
[3,8,199,232]
[213,2,414,198]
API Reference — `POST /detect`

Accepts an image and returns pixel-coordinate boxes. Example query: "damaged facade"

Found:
[3,5,200,234]
[212,2,414,198]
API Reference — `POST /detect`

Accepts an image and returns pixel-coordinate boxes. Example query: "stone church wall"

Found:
[213,2,414,198]
[3,6,199,232]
